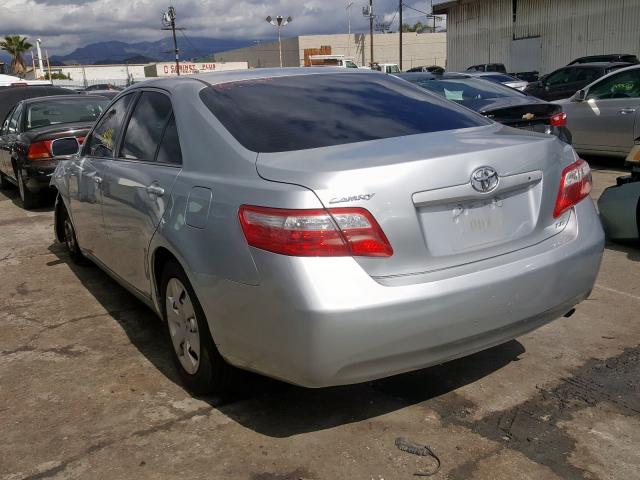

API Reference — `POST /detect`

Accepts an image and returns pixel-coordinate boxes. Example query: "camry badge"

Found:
[329,193,376,204]
[522,112,535,121]
[471,166,499,193]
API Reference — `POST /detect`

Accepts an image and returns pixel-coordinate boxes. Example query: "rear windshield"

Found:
[482,74,518,83]
[199,73,488,152]
[25,97,109,130]
[405,77,524,103]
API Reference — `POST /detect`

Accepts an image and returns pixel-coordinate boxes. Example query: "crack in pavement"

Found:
[16,406,215,480]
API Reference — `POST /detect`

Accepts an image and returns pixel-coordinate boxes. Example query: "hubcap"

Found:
[64,219,76,253]
[165,278,200,374]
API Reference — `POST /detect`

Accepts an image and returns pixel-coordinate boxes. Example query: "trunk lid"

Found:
[257,124,572,279]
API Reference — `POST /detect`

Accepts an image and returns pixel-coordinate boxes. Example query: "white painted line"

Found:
[595,284,640,301]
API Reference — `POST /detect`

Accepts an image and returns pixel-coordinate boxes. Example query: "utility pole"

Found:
[36,39,45,78]
[399,0,403,70]
[162,6,182,75]
[346,2,354,58]
[369,0,374,66]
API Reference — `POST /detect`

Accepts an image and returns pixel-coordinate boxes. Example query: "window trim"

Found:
[113,88,182,167]
[0,106,17,136]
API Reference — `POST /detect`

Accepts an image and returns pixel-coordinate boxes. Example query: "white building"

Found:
[215,33,447,70]
[434,0,640,74]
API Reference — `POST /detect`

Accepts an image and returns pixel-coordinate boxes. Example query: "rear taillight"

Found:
[549,111,567,127]
[238,206,393,257]
[27,140,53,161]
[553,159,592,218]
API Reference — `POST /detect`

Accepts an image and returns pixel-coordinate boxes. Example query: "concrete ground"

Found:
[1,161,638,480]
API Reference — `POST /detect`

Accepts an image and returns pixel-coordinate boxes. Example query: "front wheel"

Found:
[0,172,13,190]
[161,260,238,395]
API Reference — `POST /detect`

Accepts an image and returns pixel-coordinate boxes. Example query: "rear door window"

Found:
[119,91,174,162]
[84,93,134,158]
[588,69,640,100]
[199,73,489,153]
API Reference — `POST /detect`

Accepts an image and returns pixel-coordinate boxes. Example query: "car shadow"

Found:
[1,185,56,212]
[48,243,526,438]
[605,240,640,261]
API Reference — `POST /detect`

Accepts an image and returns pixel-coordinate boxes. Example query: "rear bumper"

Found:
[197,199,604,388]
[23,162,56,192]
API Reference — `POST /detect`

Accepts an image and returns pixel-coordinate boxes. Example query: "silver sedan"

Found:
[560,65,640,158]
[51,68,604,394]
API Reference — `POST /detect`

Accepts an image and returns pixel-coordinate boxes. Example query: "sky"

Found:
[0,0,444,55]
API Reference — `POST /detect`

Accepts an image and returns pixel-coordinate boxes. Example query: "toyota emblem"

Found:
[471,166,499,193]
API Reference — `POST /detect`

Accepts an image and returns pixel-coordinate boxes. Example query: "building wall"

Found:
[216,33,447,70]
[442,0,640,74]
[53,64,148,82]
[216,38,301,68]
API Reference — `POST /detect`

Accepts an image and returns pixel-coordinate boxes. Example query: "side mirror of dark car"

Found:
[50,137,80,157]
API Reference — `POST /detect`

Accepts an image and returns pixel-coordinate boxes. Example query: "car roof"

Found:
[131,67,377,90]
[396,72,469,80]
[565,62,632,68]
[21,94,109,105]
[464,71,517,77]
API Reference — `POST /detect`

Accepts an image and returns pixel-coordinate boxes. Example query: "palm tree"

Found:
[0,35,33,76]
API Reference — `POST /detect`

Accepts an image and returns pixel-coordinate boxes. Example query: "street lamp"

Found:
[266,15,293,68]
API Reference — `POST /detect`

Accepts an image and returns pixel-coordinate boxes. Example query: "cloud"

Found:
[0,0,441,55]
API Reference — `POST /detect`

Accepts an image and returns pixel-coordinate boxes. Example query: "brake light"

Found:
[549,112,567,127]
[27,140,53,161]
[238,206,393,257]
[553,159,592,218]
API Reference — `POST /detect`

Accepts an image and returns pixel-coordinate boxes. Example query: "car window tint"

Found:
[1,107,16,134]
[588,69,640,100]
[120,92,173,162]
[85,93,134,158]
[200,74,489,153]
[24,98,108,131]
[546,68,572,86]
[409,77,523,103]
[572,68,601,84]
[155,114,182,165]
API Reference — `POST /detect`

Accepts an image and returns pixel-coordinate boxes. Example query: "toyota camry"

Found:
[52,68,604,394]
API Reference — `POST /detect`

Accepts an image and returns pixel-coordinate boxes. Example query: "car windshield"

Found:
[25,97,109,130]
[405,77,524,103]
[200,73,489,153]
[482,74,519,82]
[386,65,401,73]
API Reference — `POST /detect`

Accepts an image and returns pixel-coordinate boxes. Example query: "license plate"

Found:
[451,197,505,240]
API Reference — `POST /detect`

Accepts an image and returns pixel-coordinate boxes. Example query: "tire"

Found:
[160,259,237,395]
[61,208,86,264]
[17,169,40,210]
[0,172,13,190]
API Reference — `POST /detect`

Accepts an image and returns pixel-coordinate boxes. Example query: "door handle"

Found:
[619,108,637,115]
[146,184,165,197]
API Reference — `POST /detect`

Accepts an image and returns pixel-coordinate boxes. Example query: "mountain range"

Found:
[0,37,252,67]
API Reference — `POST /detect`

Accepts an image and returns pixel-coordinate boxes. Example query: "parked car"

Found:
[79,89,120,100]
[396,72,571,143]
[0,74,53,87]
[464,71,529,90]
[524,62,631,101]
[0,95,109,208]
[85,83,123,91]
[0,85,74,129]
[406,65,445,75]
[373,63,401,73]
[557,65,640,158]
[52,69,603,394]
[568,54,639,66]
[466,63,507,73]
[597,138,640,242]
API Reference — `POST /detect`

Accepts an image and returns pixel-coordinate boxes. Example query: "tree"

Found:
[0,35,33,76]
[45,72,71,80]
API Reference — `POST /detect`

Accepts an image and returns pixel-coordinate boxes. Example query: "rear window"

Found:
[199,73,488,153]
[25,97,109,130]
[483,74,518,83]
[407,77,524,102]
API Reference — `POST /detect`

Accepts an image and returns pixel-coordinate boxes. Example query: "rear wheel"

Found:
[0,172,12,190]
[160,259,238,395]
[17,169,40,210]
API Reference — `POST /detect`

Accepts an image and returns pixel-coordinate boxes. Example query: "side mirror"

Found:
[50,137,80,157]
[573,89,586,102]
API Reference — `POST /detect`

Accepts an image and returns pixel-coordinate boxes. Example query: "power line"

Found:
[178,30,209,59]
